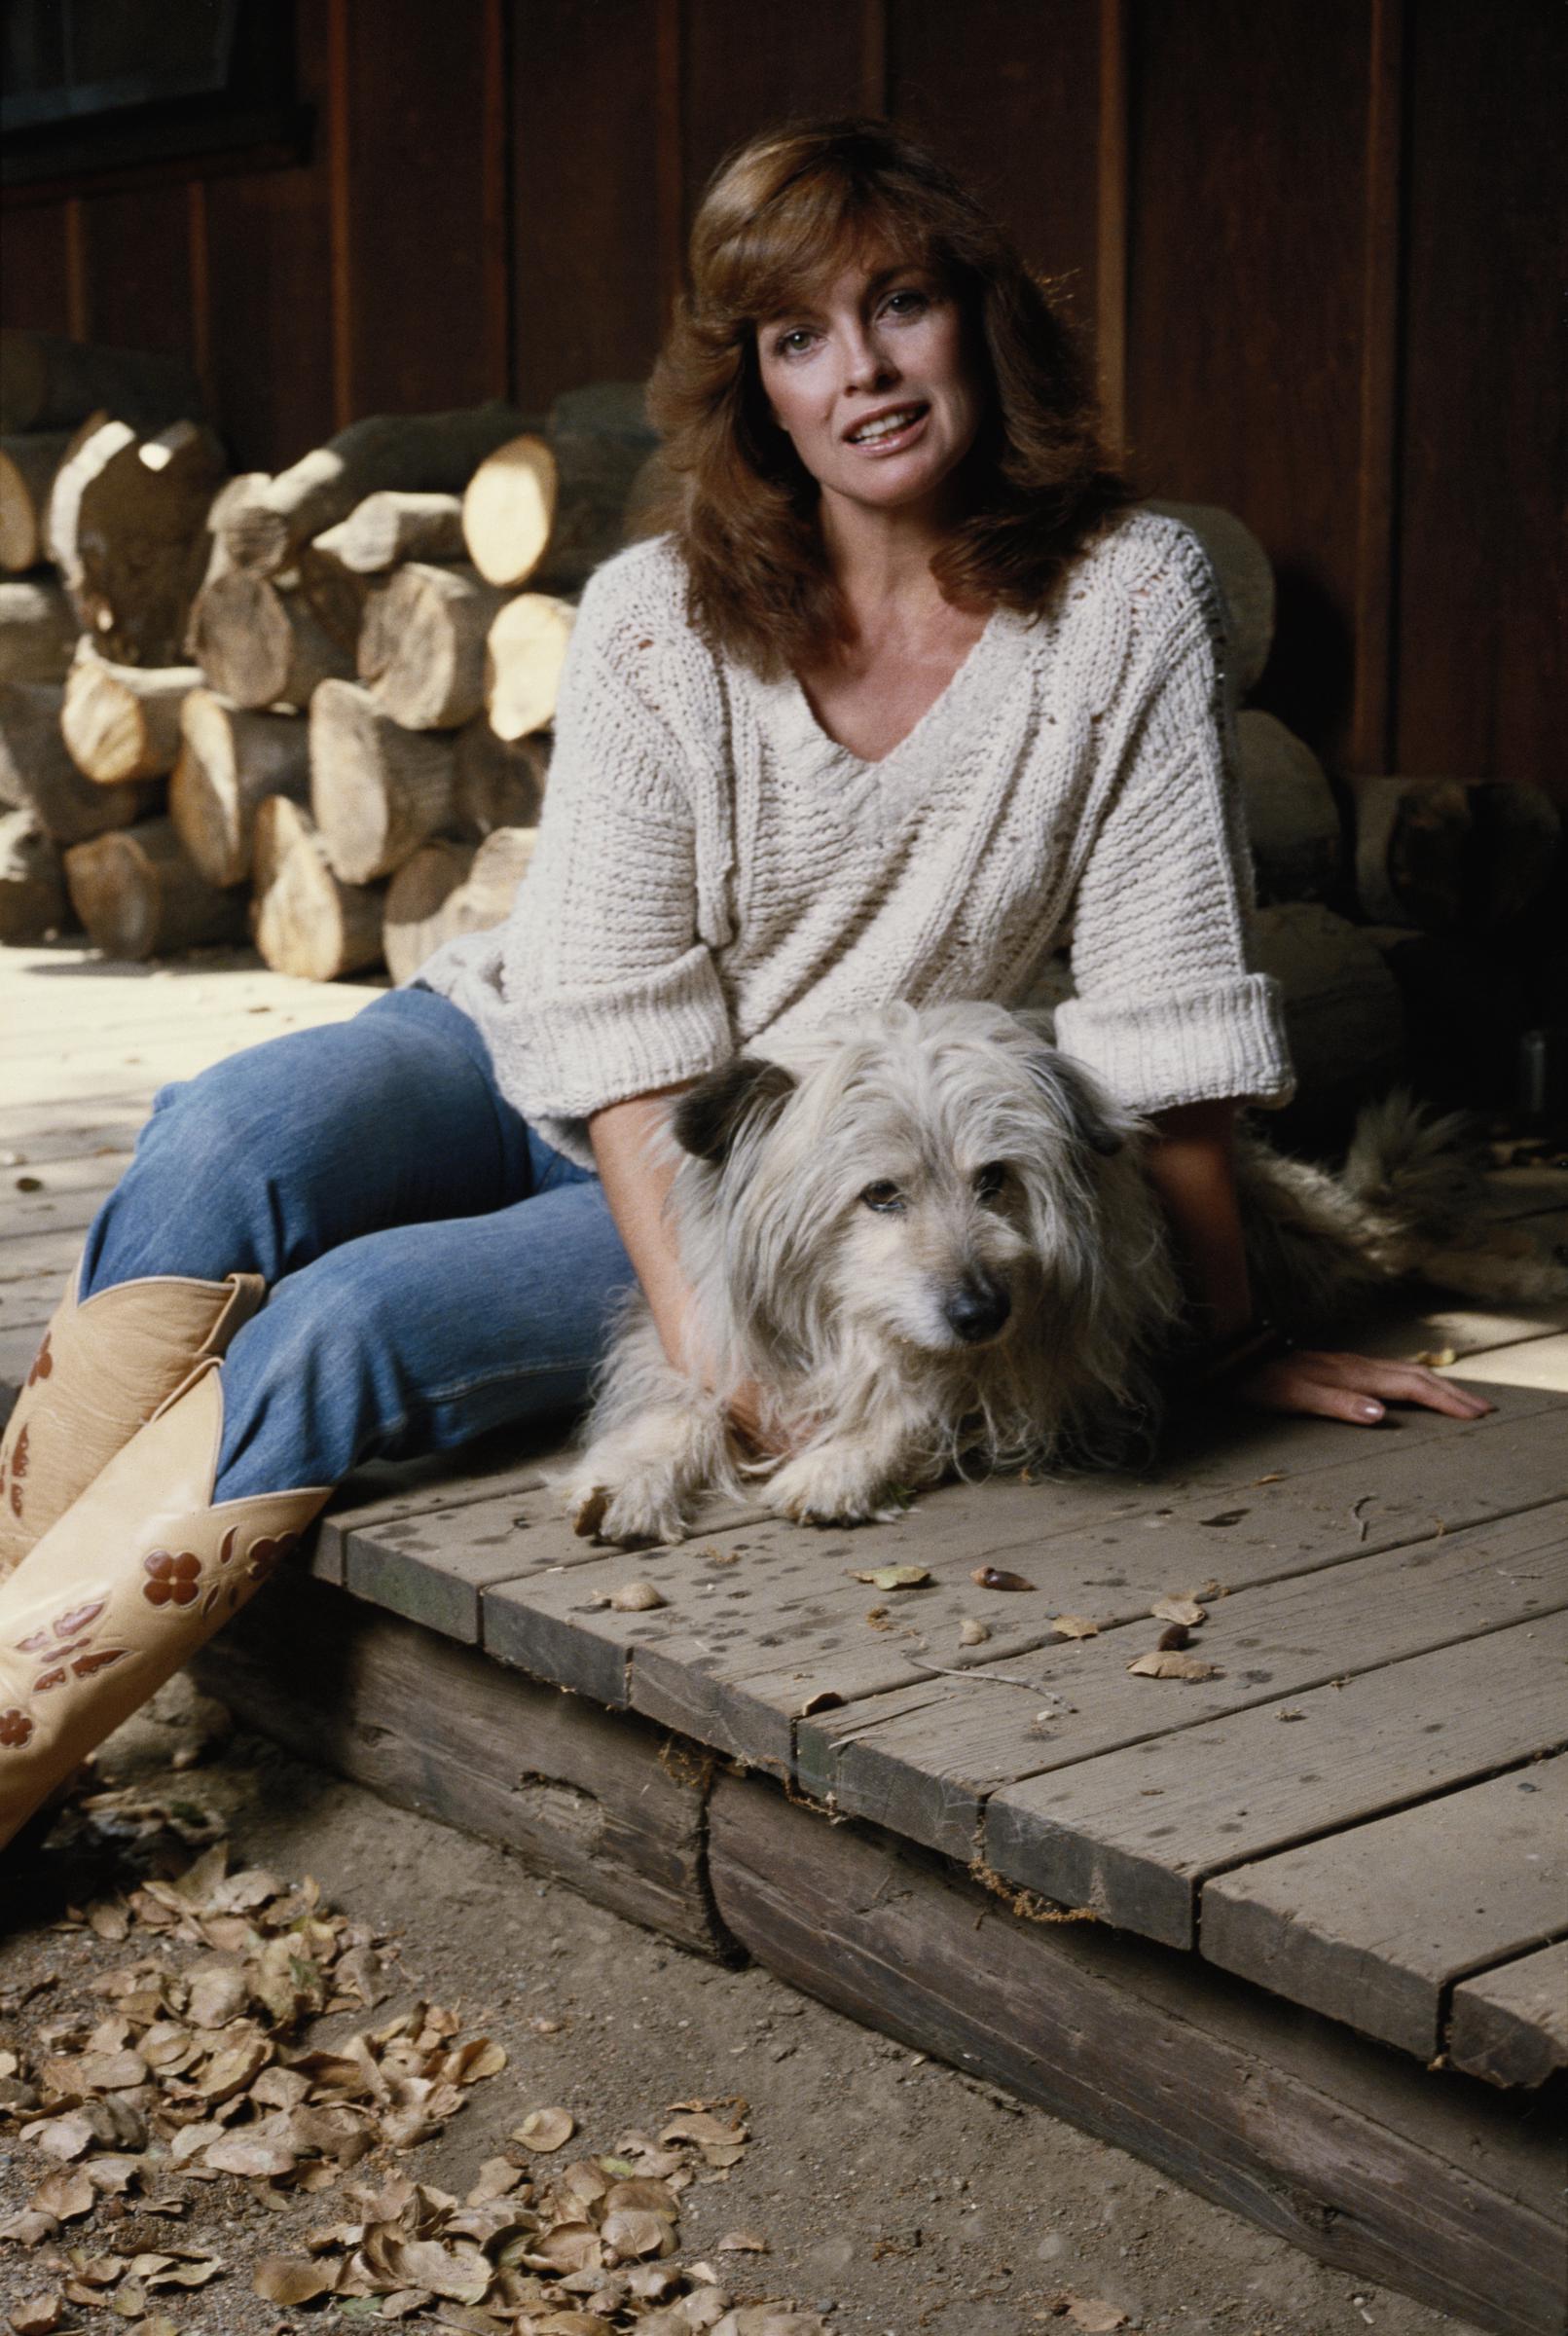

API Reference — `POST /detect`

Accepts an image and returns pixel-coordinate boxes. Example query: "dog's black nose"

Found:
[944,1277,1012,1344]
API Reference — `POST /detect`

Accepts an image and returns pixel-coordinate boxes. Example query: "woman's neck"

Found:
[819,485,965,638]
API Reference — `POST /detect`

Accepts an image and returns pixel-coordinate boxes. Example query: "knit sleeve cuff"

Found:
[1053,974,1295,1114]
[523,943,734,1122]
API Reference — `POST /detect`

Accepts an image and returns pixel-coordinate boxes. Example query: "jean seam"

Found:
[418,1357,601,1407]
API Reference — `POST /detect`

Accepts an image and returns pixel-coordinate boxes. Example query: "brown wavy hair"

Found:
[645,116,1128,675]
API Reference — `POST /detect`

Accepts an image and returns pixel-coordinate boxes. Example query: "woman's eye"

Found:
[974,1162,1008,1202]
[775,327,816,357]
[884,288,929,317]
[860,1181,904,1214]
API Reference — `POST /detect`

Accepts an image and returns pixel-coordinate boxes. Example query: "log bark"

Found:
[452,715,548,837]
[310,677,456,883]
[221,403,533,578]
[1235,710,1342,904]
[0,808,66,942]
[381,824,536,984]
[47,418,228,667]
[462,430,647,592]
[168,690,310,887]
[63,817,247,960]
[190,569,352,711]
[383,836,479,984]
[1356,776,1562,936]
[250,794,384,981]
[0,680,151,845]
[1249,902,1406,1135]
[1147,498,1274,695]
[315,491,467,572]
[0,431,73,572]
[485,594,575,740]
[296,538,375,657]
[0,330,203,436]
[360,561,510,729]
[0,576,77,682]
[60,649,201,783]
[464,823,537,924]
[1355,778,1471,931]
[546,381,657,444]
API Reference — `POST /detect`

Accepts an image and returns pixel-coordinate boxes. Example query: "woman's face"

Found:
[755,252,985,523]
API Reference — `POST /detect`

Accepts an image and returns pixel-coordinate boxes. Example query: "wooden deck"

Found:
[6,938,1568,2336]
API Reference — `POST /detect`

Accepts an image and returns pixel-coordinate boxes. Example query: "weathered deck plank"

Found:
[982,1609,1568,1948]
[800,1501,1568,1854]
[1200,1756,1568,2054]
[1448,1940,1568,2089]
[708,1772,1568,2336]
[195,1576,726,1956]
[477,1401,1568,1781]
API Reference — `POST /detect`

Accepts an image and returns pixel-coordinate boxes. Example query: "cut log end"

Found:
[63,817,247,961]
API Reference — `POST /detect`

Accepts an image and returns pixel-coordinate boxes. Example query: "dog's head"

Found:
[671,1003,1149,1365]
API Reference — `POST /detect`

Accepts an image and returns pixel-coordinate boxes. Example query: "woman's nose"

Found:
[841,324,898,394]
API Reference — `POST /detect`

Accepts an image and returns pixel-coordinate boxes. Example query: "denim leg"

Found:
[80,987,533,1297]
[213,1177,636,1497]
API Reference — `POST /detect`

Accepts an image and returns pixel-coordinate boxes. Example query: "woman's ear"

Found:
[673,1056,797,1164]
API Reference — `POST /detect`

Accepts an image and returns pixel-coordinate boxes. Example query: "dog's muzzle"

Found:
[942,1273,1012,1345]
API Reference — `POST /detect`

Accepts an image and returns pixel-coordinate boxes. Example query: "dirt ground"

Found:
[0,1688,1489,2336]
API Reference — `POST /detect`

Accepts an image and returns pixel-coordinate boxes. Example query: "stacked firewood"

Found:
[0,334,655,975]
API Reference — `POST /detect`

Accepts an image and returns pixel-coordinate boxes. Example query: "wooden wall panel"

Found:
[887,0,1103,326]
[509,0,666,411]
[1124,0,1370,761]
[680,0,870,222]
[0,202,74,337]
[1396,0,1565,798]
[73,182,196,367]
[201,0,335,468]
[336,0,498,418]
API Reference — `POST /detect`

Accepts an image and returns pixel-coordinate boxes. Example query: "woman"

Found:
[0,119,1483,1844]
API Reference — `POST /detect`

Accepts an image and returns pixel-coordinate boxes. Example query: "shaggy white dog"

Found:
[562,1000,1563,1546]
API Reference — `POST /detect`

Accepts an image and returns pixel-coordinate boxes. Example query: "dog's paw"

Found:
[562,1474,686,1551]
[762,1447,901,1529]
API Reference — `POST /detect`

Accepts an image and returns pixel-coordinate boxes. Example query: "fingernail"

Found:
[1357,1400,1384,1422]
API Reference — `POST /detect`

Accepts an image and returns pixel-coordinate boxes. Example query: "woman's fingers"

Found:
[1238,1349,1494,1423]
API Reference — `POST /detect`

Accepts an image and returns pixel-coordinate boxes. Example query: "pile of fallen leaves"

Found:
[0,1834,827,2335]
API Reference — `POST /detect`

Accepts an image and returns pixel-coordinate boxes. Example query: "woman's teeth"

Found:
[850,407,923,443]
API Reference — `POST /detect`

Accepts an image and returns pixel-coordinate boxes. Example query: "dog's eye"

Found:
[859,1180,905,1214]
[974,1162,1009,1203]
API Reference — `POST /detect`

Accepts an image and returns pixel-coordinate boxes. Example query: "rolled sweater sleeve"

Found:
[1052,527,1295,1114]
[497,554,734,1142]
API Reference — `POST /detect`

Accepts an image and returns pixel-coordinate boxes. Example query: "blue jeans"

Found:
[78,987,636,1499]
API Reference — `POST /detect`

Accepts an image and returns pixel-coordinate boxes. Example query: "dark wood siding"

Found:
[1,0,1559,794]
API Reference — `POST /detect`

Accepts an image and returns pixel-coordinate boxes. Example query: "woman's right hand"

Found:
[723,1378,805,1461]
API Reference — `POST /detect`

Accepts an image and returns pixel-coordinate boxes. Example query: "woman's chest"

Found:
[792,607,992,765]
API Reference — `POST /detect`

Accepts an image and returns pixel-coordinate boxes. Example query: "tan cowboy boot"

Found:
[0,1268,265,1577]
[0,1359,329,1850]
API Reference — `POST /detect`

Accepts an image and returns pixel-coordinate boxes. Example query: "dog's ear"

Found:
[1027,1047,1126,1157]
[674,1055,798,1164]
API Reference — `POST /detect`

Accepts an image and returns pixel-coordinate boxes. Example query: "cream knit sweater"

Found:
[420,507,1295,1167]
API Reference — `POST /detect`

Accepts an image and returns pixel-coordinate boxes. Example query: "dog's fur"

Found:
[561,1001,1566,1546]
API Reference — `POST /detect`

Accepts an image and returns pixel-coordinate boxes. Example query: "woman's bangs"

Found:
[715,172,941,327]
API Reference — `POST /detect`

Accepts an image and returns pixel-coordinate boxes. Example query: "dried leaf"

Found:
[31,2168,94,2221]
[1150,1595,1206,1626]
[253,2255,337,2304]
[8,2298,64,2335]
[514,2105,575,2152]
[1199,1509,1248,1528]
[1049,1614,1098,1638]
[1156,1624,1189,1650]
[851,1566,930,1589]
[1055,2298,1130,2332]
[202,2132,298,2177]
[971,1566,1035,1591]
[715,2230,770,2251]
[602,2207,673,2257]
[609,1581,667,1611]
[958,1618,990,1645]
[1126,1649,1221,1681]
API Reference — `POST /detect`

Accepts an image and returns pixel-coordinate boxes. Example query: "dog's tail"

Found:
[1241,1089,1568,1328]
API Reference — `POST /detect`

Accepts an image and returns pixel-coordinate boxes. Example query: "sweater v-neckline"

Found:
[753,602,1028,791]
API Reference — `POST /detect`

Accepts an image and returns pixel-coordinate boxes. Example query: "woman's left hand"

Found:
[1235,1347,1494,1426]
